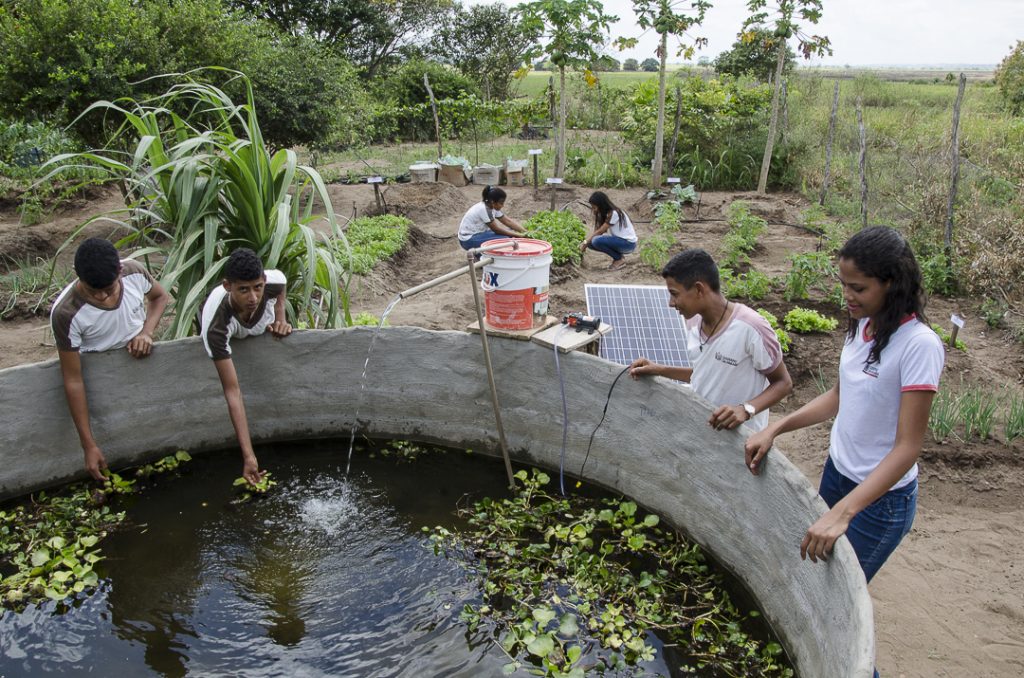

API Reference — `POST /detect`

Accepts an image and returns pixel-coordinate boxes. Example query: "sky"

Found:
[474,0,1024,67]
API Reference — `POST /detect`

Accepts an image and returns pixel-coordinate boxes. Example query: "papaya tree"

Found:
[742,0,831,193]
[520,0,616,177]
[617,0,710,188]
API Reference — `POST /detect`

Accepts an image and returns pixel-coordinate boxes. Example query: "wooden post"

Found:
[548,76,557,175]
[666,85,683,181]
[424,74,442,160]
[550,185,557,211]
[533,154,539,192]
[820,80,840,206]
[856,97,868,229]
[945,73,967,258]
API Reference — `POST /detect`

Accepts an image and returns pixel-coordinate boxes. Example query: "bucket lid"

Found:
[486,238,552,257]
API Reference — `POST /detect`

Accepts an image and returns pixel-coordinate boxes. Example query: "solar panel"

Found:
[585,284,695,368]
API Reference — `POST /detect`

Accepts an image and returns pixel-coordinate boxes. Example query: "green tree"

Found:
[520,0,617,177]
[741,0,831,193]
[641,57,659,71]
[593,54,621,71]
[228,0,454,78]
[433,2,539,99]
[618,0,710,187]
[995,40,1024,114]
[623,57,639,71]
[713,27,796,82]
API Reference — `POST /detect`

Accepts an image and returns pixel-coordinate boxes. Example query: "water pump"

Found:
[562,312,601,334]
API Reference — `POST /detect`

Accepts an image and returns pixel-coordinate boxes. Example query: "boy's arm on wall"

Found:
[57,350,107,480]
[213,357,263,485]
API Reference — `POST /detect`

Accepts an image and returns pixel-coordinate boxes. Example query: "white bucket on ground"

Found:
[480,238,552,331]
[473,166,500,186]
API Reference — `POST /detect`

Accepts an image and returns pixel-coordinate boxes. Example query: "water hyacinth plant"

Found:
[41,70,354,336]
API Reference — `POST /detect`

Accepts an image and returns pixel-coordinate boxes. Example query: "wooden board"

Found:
[466,315,560,341]
[530,321,612,353]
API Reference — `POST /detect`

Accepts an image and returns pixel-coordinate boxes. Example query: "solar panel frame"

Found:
[585,284,696,368]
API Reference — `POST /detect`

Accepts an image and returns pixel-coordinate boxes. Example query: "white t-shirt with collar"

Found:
[607,210,638,243]
[829,316,944,489]
[688,303,784,431]
[458,202,503,241]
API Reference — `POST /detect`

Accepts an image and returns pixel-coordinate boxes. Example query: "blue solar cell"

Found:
[585,284,694,368]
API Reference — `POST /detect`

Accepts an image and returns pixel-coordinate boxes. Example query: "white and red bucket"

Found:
[480,238,552,331]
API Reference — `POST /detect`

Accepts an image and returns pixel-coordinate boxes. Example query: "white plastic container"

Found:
[409,163,438,183]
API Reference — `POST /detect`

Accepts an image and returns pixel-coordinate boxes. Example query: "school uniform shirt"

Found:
[607,210,638,243]
[458,202,503,241]
[50,259,155,352]
[200,270,286,360]
[830,316,944,489]
[687,303,784,431]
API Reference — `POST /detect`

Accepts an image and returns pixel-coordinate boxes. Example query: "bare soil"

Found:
[2,182,1022,677]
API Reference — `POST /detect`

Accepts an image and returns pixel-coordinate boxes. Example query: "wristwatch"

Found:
[742,402,756,420]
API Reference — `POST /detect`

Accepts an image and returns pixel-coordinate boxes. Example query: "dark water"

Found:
[0,442,785,677]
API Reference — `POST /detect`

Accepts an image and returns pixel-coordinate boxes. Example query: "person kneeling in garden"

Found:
[52,238,170,481]
[629,248,792,432]
[457,186,525,251]
[200,248,291,485]
[580,191,638,271]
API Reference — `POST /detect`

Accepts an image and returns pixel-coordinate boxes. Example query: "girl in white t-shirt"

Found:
[458,186,525,250]
[580,191,638,270]
[746,226,945,582]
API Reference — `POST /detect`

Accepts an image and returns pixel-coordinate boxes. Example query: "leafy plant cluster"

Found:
[0,451,192,612]
[231,472,277,503]
[783,307,838,333]
[720,201,766,270]
[638,198,686,272]
[524,210,587,266]
[757,309,792,353]
[720,268,772,301]
[427,469,792,677]
[928,386,1024,443]
[783,252,837,302]
[341,215,411,274]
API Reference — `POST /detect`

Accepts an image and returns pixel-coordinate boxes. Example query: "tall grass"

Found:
[42,70,353,337]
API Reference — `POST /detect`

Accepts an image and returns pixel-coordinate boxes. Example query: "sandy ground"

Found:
[1,182,1022,676]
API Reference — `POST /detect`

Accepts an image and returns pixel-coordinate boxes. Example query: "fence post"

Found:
[820,80,840,206]
[423,74,442,161]
[945,73,967,259]
[856,97,868,229]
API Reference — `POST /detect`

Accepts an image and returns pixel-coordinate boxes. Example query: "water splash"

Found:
[347,294,403,474]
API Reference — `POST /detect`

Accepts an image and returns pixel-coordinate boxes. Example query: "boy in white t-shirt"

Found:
[200,248,291,485]
[629,248,792,431]
[51,238,169,480]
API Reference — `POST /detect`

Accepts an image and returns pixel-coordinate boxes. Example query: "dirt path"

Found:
[1,182,1022,677]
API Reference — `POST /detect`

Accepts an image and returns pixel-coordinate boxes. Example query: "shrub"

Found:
[783,252,836,301]
[719,201,766,270]
[919,252,959,296]
[784,307,839,333]
[995,40,1024,114]
[721,268,772,301]
[524,210,587,266]
[757,309,791,353]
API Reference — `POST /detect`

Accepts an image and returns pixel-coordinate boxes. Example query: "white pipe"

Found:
[398,257,494,299]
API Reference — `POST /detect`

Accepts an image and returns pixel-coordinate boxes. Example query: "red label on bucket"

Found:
[485,287,549,330]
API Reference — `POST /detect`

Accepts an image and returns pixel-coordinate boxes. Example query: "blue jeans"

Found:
[819,456,917,583]
[587,234,636,261]
[459,231,507,251]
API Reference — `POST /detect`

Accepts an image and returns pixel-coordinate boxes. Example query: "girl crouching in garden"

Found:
[457,186,525,251]
[580,191,638,270]
[745,226,945,584]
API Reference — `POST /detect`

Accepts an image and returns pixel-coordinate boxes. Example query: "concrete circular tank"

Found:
[0,327,874,676]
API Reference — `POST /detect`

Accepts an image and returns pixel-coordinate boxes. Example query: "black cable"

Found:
[576,365,631,486]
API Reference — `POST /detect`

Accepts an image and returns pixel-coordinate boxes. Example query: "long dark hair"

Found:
[482,185,506,206]
[588,191,625,229]
[838,226,927,366]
